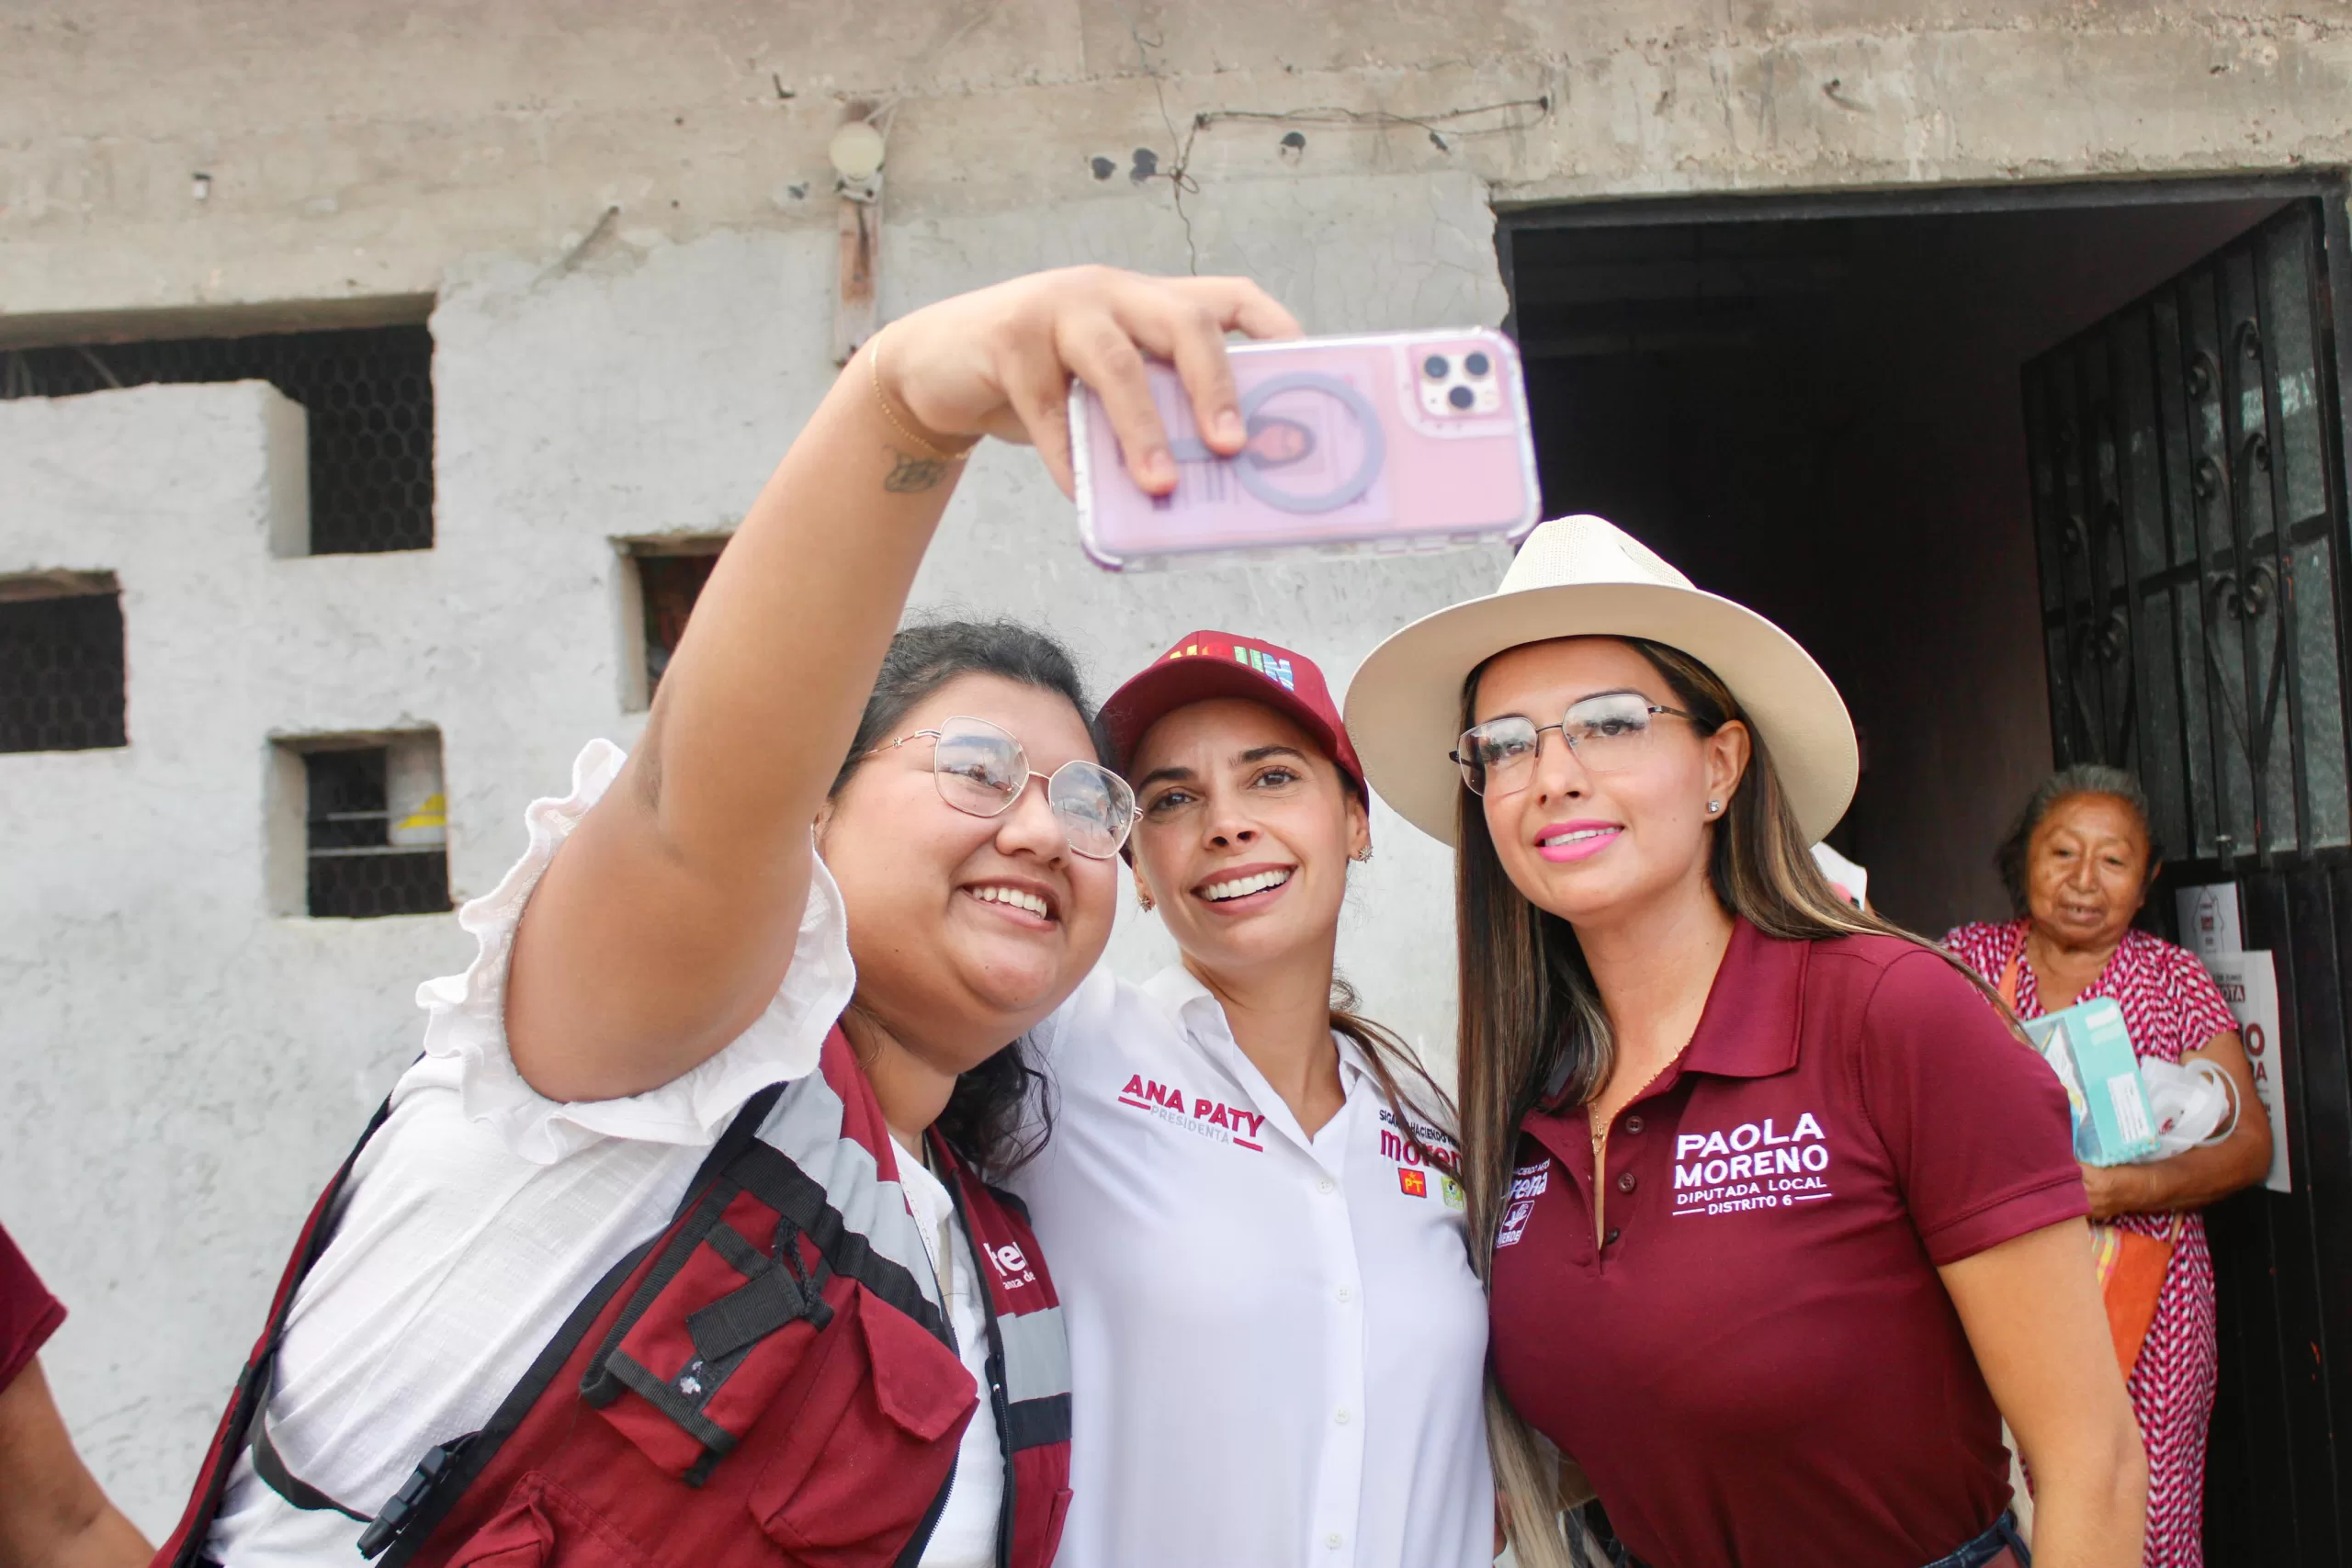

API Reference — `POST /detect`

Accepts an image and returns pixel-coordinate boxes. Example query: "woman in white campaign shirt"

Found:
[190,268,1306,1568]
[1011,630,1494,1568]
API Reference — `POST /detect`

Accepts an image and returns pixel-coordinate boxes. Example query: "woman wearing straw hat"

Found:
[1343,516,2148,1568]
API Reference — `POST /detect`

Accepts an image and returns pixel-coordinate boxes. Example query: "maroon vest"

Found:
[155,1028,1072,1568]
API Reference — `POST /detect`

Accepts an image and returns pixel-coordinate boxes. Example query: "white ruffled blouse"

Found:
[205,739,880,1567]
[411,737,857,1162]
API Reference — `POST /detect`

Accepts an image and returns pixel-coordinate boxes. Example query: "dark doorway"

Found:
[1503,180,2352,1564]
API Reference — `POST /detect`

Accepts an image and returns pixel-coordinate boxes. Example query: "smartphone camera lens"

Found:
[1422,355,1450,380]
[1448,385,1476,411]
[1464,351,1491,377]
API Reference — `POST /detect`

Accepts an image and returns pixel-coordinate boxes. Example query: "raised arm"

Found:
[1940,1221,2147,1568]
[504,269,1300,1103]
[0,1359,152,1568]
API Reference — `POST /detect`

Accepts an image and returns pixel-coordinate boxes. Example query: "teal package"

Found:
[2020,998,2161,1166]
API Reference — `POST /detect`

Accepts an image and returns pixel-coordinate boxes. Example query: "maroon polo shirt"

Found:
[1489,922,2086,1568]
[1,1222,66,1393]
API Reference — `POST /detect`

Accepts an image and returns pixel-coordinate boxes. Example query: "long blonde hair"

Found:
[1457,637,1949,1564]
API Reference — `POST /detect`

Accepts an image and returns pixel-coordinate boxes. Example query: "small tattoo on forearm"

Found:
[883,447,955,493]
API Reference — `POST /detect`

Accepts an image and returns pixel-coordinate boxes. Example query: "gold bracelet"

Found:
[867,330,979,463]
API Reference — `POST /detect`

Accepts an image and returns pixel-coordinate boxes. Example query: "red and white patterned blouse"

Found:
[1943,918,2240,1566]
[1942,920,2238,1087]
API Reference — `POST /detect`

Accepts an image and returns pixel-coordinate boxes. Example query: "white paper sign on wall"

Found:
[2177,882,2245,962]
[2203,949,2292,1193]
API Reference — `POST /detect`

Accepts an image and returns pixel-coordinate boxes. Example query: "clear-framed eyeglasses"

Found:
[858,715,1140,860]
[1451,692,1700,798]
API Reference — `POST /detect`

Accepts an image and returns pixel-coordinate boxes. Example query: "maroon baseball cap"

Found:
[1098,630,1365,796]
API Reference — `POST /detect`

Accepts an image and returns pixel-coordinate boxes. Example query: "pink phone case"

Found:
[1069,328,1540,571]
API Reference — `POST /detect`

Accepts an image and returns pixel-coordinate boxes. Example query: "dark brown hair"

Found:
[1302,739,1455,1157]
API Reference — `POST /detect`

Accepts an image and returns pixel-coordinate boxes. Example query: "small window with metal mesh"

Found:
[1,323,433,555]
[620,538,729,709]
[0,575,127,753]
[299,735,450,919]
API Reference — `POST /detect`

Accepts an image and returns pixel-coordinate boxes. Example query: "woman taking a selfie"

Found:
[160,266,1298,1568]
[1345,514,2149,1568]
[1010,630,1492,1568]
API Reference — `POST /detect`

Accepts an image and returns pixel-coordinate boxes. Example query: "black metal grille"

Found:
[0,325,433,555]
[303,746,449,918]
[0,590,127,752]
[2024,201,2350,869]
[2028,196,2352,1563]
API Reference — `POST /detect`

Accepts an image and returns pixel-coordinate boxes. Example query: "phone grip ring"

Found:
[1232,373,1385,514]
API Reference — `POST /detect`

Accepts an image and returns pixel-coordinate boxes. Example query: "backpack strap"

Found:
[240,1080,792,1564]
[250,1417,370,1522]
[152,1092,397,1568]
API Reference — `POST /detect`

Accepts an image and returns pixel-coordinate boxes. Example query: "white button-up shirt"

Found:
[1012,964,1493,1568]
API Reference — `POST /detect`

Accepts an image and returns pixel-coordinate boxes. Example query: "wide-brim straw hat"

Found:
[1343,514,1859,845]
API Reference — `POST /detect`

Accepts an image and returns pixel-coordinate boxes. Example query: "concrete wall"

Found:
[3,0,2348,1534]
[1,172,1508,1533]
[0,382,468,1526]
[6,1,2351,332]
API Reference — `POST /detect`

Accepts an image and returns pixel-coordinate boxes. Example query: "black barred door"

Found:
[2022,198,2352,1562]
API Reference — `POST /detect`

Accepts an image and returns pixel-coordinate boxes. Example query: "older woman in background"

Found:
[1946,764,2273,1568]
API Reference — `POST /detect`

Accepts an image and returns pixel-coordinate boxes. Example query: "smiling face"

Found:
[1128,697,1367,984]
[1471,637,1749,930]
[2026,792,2154,953]
[818,672,1118,1076]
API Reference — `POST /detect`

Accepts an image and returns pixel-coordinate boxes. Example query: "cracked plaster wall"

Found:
[3,0,2349,1533]
[5,1,2351,326]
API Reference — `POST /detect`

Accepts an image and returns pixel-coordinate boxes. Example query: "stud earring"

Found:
[1136,886,1156,912]
[1352,844,1374,863]
[1707,800,1723,815]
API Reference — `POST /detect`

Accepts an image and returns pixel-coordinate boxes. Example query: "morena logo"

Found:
[1378,1128,1460,1173]
[1494,1160,1550,1248]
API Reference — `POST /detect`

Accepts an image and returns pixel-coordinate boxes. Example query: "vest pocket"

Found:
[584,1189,838,1481]
[747,1285,978,1565]
[445,1473,653,1568]
[1022,1488,1074,1568]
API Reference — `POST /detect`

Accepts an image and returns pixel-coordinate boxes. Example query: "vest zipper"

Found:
[936,1134,1020,1568]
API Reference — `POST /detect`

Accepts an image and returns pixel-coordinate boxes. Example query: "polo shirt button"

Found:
[1317,1177,1337,1195]
[1334,1407,1352,1425]
[1616,1170,1637,1193]
[1623,1114,1645,1134]
[1326,1533,1345,1550]
[1336,1285,1354,1303]
[1605,1226,1622,1245]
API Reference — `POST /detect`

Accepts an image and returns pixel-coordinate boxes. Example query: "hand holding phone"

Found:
[1070,329,1540,570]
